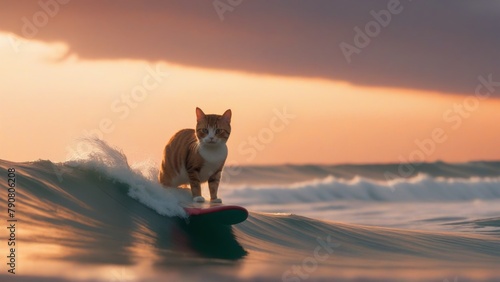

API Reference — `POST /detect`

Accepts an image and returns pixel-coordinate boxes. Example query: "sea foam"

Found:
[66,138,190,217]
[223,174,500,204]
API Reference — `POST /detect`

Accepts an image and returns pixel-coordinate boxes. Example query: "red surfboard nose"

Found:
[184,205,248,225]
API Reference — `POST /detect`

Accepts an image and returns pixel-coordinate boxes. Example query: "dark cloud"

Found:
[1,0,500,95]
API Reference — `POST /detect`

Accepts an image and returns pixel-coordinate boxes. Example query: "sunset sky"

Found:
[1,0,500,165]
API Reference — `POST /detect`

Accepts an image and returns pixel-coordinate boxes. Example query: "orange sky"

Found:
[1,33,500,165]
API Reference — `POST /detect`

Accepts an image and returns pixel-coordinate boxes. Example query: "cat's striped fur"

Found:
[159,107,231,203]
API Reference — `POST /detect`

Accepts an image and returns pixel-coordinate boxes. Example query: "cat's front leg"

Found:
[188,169,204,203]
[208,170,222,203]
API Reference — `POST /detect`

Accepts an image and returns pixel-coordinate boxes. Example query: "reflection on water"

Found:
[1,160,500,282]
[1,161,248,281]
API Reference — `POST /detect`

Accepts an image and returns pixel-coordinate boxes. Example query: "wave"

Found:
[1,140,500,281]
[224,174,500,204]
[65,138,191,217]
[224,161,500,185]
[0,155,499,281]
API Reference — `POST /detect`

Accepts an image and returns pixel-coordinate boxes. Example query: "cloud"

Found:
[1,0,500,96]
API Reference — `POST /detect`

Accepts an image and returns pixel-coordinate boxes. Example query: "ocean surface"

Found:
[1,140,500,282]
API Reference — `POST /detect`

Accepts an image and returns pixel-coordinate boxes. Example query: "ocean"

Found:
[1,140,499,282]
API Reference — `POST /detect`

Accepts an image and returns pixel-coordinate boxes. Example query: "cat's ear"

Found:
[196,107,206,122]
[222,109,232,123]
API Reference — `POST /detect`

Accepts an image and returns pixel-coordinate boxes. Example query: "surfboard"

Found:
[183,203,248,225]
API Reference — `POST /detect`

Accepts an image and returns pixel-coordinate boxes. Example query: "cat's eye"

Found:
[215,129,221,134]
[200,128,208,134]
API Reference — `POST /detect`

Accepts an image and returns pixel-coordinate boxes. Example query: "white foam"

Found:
[66,138,190,217]
[222,174,500,204]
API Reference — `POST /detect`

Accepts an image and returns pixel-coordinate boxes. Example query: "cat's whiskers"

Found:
[159,107,232,202]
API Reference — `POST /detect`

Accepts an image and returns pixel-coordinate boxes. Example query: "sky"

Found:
[1,0,500,165]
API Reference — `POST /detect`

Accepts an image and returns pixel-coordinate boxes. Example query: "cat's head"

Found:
[195,107,232,145]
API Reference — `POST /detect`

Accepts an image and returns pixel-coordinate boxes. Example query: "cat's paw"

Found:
[193,196,205,203]
[210,198,222,203]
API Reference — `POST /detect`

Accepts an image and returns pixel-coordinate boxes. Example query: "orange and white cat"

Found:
[159,107,231,203]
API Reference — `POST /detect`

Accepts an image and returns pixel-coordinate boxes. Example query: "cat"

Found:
[159,107,231,203]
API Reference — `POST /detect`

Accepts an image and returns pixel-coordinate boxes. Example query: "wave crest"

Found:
[224,174,500,204]
[66,138,190,217]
